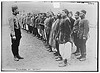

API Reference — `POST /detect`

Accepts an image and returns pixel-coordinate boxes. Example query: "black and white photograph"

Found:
[1,1,99,72]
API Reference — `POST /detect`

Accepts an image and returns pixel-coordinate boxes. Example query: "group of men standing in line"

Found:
[9,5,89,67]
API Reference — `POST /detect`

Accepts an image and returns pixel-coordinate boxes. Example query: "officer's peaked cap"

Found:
[12,5,18,12]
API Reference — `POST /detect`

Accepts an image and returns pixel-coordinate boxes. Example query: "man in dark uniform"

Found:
[72,11,80,56]
[9,5,24,61]
[77,10,89,61]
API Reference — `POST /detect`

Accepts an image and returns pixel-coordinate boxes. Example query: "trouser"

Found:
[11,29,21,57]
[28,25,32,33]
[29,26,33,33]
[35,27,40,38]
[26,24,28,31]
[73,33,80,52]
[44,29,47,40]
[32,27,35,35]
[28,25,30,32]
[38,28,42,37]
[33,27,37,36]
[79,38,87,57]
[59,42,71,60]
[55,40,61,56]
[46,31,50,44]
[23,23,26,29]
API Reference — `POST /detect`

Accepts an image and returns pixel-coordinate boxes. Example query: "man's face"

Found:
[61,11,66,17]
[14,9,19,15]
[79,12,84,18]
[75,14,79,19]
[68,13,72,18]
[46,12,50,17]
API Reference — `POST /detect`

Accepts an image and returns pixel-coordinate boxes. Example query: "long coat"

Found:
[49,19,60,48]
[44,17,54,34]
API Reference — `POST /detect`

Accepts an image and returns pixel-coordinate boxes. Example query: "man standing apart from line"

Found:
[9,5,24,61]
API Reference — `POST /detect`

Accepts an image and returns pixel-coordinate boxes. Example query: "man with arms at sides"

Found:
[9,5,24,61]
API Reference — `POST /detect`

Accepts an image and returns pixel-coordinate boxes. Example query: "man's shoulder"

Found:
[76,19,80,22]
[81,19,89,24]
[45,18,50,23]
[81,18,88,22]
[79,19,89,26]
[8,16,14,22]
[64,17,71,23]
[70,17,75,21]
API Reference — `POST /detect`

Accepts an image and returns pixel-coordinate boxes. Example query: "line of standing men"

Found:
[9,5,89,67]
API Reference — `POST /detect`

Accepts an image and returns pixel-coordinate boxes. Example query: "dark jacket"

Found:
[56,17,71,44]
[72,19,80,33]
[78,19,89,39]
[69,17,75,30]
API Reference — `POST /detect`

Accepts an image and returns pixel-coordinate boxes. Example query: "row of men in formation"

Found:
[9,5,89,67]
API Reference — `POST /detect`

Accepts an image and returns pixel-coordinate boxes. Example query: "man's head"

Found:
[75,11,80,19]
[61,9,69,18]
[12,5,19,15]
[68,11,73,18]
[46,12,50,17]
[47,11,54,17]
[57,13,61,19]
[80,10,86,18]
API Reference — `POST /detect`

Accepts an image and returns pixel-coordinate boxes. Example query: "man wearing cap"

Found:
[77,10,89,61]
[56,9,71,67]
[72,11,80,56]
[9,5,24,61]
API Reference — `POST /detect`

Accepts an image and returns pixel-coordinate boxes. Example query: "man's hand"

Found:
[12,36,16,40]
[55,37,58,41]
[83,36,86,40]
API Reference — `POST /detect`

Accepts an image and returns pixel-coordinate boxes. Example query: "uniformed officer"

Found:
[9,5,24,61]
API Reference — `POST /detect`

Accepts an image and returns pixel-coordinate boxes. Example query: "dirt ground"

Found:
[1,25,97,71]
